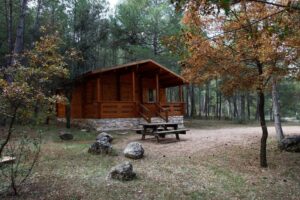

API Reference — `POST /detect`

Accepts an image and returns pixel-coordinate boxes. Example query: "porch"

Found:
[83,101,185,121]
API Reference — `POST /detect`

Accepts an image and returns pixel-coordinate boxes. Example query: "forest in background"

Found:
[0,0,299,122]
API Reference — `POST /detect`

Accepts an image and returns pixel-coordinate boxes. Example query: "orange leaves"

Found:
[0,33,72,120]
[177,0,300,94]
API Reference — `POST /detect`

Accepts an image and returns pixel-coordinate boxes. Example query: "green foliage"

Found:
[278,80,300,117]
[0,33,70,195]
[0,33,68,122]
[111,0,182,69]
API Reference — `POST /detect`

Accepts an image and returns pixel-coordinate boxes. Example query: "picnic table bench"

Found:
[134,122,189,142]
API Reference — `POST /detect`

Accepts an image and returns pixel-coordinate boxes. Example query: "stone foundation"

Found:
[57,116,184,131]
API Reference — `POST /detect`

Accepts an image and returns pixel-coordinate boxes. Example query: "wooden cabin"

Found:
[57,59,187,130]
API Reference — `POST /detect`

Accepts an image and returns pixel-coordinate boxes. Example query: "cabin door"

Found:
[140,77,157,104]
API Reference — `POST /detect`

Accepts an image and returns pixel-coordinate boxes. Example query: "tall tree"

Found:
[12,0,28,65]
[272,78,284,141]
[179,1,300,167]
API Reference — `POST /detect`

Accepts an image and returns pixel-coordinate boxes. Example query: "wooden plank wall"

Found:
[120,73,133,101]
[71,86,83,118]
[102,74,117,101]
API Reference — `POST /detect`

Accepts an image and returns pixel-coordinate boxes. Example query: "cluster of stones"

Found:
[108,142,144,181]
[85,132,145,181]
[88,132,113,154]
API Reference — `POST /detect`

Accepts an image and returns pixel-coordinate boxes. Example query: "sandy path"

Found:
[125,125,300,157]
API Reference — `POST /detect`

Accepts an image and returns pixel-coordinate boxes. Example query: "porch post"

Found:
[156,73,160,103]
[96,78,101,118]
[116,74,120,101]
[179,85,183,102]
[97,78,101,102]
[132,71,136,102]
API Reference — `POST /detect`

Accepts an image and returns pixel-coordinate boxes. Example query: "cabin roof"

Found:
[81,59,188,87]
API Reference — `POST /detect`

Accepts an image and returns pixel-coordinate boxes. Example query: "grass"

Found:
[0,120,299,199]
[184,118,300,129]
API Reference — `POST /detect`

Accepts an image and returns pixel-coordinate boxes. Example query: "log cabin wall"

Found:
[120,73,133,101]
[101,74,117,101]
[71,85,83,118]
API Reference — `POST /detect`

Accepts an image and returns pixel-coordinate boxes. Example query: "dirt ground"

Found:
[122,124,300,157]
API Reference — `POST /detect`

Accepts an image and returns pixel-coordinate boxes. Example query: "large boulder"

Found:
[88,137,112,154]
[123,142,144,159]
[96,132,113,143]
[279,136,300,152]
[109,161,136,181]
[59,131,73,140]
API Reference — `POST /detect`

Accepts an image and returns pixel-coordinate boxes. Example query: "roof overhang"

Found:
[78,59,189,88]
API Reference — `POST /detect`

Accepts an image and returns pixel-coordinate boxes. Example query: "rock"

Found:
[0,156,16,167]
[279,136,300,152]
[96,132,113,143]
[88,138,112,154]
[59,131,73,140]
[109,161,136,181]
[124,142,144,159]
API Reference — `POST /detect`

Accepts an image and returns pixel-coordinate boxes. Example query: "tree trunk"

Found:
[233,95,238,119]
[12,0,28,65]
[4,0,13,66]
[218,93,222,120]
[198,87,202,118]
[31,0,42,47]
[247,93,251,120]
[255,96,259,121]
[0,106,18,157]
[204,82,210,118]
[228,98,233,119]
[241,93,246,122]
[65,90,73,129]
[258,90,268,167]
[185,85,190,117]
[215,80,218,118]
[257,60,268,168]
[190,84,196,117]
[272,79,284,141]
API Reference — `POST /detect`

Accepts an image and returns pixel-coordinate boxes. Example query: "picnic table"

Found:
[135,122,188,142]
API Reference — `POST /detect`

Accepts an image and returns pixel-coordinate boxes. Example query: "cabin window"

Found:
[148,89,156,103]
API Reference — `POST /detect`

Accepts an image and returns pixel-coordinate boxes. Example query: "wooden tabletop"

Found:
[140,122,178,126]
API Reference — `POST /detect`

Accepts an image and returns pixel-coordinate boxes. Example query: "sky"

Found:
[109,0,120,7]
[29,0,121,10]
[109,0,120,10]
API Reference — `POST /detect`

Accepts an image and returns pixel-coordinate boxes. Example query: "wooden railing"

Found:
[81,101,184,120]
[98,101,136,118]
[155,103,169,122]
[138,103,152,123]
[160,102,185,116]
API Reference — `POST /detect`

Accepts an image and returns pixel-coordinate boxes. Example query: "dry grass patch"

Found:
[1,122,299,199]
